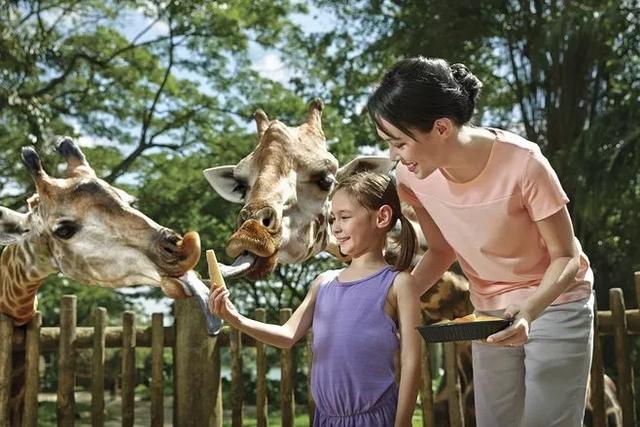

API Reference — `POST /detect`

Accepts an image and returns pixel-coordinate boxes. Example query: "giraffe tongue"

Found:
[217,253,256,279]
[177,271,223,336]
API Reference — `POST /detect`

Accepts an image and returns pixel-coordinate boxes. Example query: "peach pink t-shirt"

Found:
[397,128,593,311]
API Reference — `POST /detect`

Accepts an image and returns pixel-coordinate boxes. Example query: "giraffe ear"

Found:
[0,207,29,245]
[203,166,246,204]
[336,156,393,182]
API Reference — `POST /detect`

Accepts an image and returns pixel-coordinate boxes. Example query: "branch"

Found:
[148,105,208,142]
[147,142,182,150]
[140,20,175,146]
[105,17,176,183]
[29,51,106,98]
[103,144,147,184]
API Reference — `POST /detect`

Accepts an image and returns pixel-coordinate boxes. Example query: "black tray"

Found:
[417,319,512,343]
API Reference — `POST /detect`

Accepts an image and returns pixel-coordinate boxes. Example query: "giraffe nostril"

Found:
[259,207,279,232]
[161,240,178,255]
[159,230,181,256]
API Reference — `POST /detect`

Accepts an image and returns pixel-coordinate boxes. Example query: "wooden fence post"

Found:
[444,342,464,427]
[306,329,315,426]
[211,339,223,427]
[57,295,76,425]
[174,298,220,427]
[91,307,107,427]
[151,313,164,427]
[635,272,640,310]
[590,297,606,427]
[280,309,294,427]
[0,314,13,427]
[230,326,243,426]
[610,288,636,427]
[23,312,41,427]
[255,309,268,427]
[122,311,136,427]
[420,341,435,427]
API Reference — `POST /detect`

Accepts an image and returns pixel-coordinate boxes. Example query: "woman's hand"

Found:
[208,284,240,326]
[485,304,533,347]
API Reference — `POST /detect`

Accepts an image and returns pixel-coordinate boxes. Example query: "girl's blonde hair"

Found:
[332,171,417,271]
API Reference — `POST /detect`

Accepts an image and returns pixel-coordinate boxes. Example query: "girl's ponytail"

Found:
[394,213,418,272]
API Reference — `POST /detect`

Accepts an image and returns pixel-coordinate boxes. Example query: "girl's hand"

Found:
[485,304,532,347]
[208,284,240,326]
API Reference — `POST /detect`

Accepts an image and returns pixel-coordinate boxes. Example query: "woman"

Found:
[367,57,594,427]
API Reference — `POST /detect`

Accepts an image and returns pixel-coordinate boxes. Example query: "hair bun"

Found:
[450,63,483,106]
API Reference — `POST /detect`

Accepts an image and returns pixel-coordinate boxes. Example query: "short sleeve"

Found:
[521,148,569,221]
[395,164,422,207]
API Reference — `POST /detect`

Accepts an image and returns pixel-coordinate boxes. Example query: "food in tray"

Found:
[434,313,503,325]
[418,313,511,343]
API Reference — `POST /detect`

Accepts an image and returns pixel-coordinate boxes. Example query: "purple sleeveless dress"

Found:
[311,265,400,426]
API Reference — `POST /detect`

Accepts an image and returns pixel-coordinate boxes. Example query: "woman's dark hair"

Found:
[331,172,417,272]
[367,57,483,138]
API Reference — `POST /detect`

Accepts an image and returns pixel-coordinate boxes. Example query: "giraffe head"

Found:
[0,137,201,298]
[204,100,391,278]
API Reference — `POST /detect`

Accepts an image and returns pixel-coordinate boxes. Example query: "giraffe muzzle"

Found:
[226,220,277,258]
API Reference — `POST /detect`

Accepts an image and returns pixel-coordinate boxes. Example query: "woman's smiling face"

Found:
[375,116,448,179]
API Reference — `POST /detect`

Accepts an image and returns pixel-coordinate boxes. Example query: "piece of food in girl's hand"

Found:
[206,249,226,289]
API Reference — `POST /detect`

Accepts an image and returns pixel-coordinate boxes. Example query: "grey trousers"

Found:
[472,293,594,427]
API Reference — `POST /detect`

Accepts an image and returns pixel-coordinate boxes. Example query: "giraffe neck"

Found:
[0,237,56,325]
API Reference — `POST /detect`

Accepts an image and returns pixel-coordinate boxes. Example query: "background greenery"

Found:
[1,0,639,422]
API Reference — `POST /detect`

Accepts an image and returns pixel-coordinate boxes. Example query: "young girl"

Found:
[209,172,422,427]
[368,57,594,427]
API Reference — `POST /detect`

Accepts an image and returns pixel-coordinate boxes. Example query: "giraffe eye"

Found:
[53,221,79,240]
[233,183,247,198]
[317,174,335,192]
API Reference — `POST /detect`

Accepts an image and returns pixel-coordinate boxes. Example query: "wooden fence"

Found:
[0,272,639,427]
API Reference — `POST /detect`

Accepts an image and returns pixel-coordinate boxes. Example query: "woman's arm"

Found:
[209,274,325,349]
[487,206,580,345]
[411,204,457,295]
[393,272,422,427]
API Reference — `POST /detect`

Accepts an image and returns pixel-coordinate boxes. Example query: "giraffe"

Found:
[0,137,214,425]
[203,99,619,426]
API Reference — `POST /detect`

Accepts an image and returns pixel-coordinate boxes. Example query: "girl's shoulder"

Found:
[389,271,419,301]
[314,269,342,288]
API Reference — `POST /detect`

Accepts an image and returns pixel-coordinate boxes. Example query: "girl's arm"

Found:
[487,206,581,345]
[393,272,423,427]
[208,273,325,349]
[411,204,457,295]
